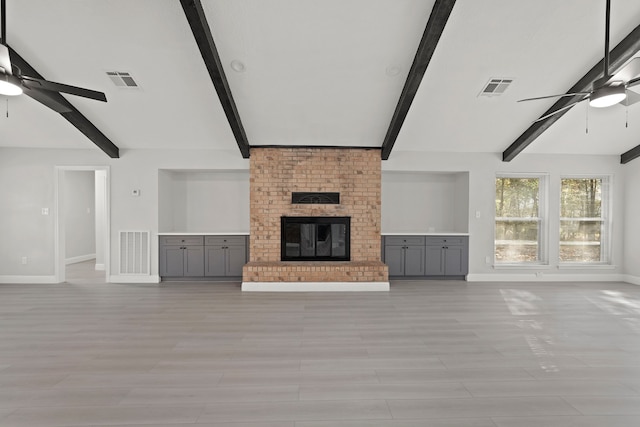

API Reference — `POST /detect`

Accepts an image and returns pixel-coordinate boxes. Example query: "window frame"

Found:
[494,173,549,266]
[559,175,612,265]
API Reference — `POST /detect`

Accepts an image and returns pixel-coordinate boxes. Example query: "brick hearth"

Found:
[242,147,388,287]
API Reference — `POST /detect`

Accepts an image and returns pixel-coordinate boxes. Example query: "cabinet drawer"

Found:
[160,236,203,246]
[205,236,246,246]
[385,236,426,246]
[426,236,467,246]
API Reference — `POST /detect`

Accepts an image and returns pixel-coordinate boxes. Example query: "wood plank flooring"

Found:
[1,261,640,426]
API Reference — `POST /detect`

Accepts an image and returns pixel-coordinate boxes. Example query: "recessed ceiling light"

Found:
[386,66,401,77]
[230,60,246,73]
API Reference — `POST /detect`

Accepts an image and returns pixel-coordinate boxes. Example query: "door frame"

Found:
[54,166,111,283]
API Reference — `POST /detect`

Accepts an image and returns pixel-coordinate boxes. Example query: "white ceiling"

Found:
[1,0,640,158]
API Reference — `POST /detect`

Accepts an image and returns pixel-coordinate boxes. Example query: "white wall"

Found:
[159,170,250,233]
[64,171,96,262]
[623,159,640,283]
[0,146,632,283]
[95,170,107,270]
[157,170,174,232]
[384,151,626,281]
[0,148,248,281]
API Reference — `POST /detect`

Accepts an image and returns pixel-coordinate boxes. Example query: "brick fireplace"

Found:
[241,147,389,291]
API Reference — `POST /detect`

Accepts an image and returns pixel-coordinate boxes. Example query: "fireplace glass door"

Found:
[281,217,350,261]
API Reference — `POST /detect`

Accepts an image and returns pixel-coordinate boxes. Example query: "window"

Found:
[560,177,610,263]
[495,175,547,264]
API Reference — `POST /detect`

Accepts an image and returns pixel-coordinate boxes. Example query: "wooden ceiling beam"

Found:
[8,46,119,158]
[621,143,640,164]
[502,23,640,162]
[180,0,250,158]
[381,0,457,160]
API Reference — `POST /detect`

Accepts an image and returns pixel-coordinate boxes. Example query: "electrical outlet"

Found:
[21,257,27,265]
[476,210,481,218]
[485,255,491,265]
[41,207,49,215]
[87,207,91,214]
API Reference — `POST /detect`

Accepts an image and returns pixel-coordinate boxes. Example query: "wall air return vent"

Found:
[119,231,150,275]
[107,71,139,88]
[292,192,340,204]
[479,78,512,96]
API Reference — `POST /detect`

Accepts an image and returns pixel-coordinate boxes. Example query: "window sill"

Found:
[558,264,616,270]
[493,264,551,270]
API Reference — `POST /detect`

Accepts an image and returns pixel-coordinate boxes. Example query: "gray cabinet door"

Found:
[160,245,185,276]
[385,245,405,276]
[205,246,226,277]
[425,245,445,275]
[226,245,247,277]
[184,246,205,277]
[444,246,468,275]
[404,245,425,276]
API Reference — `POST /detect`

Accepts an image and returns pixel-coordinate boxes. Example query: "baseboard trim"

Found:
[108,275,161,284]
[65,254,96,265]
[467,273,626,282]
[242,281,390,292]
[623,275,640,286]
[94,263,105,271]
[0,275,58,284]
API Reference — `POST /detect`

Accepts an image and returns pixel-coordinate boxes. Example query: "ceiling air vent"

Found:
[479,78,512,97]
[106,71,139,88]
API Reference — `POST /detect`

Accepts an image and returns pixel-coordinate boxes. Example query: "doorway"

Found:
[55,166,110,283]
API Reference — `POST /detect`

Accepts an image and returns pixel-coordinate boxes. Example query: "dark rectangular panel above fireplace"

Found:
[281,216,350,261]
[292,192,340,204]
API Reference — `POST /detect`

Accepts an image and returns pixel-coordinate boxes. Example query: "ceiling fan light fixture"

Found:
[589,84,626,108]
[0,76,23,96]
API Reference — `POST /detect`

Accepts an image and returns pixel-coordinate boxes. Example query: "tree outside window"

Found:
[560,177,608,263]
[495,176,544,263]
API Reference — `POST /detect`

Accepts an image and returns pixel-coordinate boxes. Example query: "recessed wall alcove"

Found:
[158,170,249,233]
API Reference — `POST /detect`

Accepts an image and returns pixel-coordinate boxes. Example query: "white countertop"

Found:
[382,232,469,236]
[157,232,249,236]
[159,232,468,236]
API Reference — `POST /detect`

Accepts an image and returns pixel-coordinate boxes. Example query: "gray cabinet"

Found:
[383,235,469,280]
[204,236,247,277]
[425,236,468,277]
[159,236,204,277]
[383,236,425,277]
[159,235,247,279]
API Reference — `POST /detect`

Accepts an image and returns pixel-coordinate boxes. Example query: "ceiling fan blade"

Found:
[22,86,72,113]
[518,92,590,102]
[609,57,640,84]
[21,76,107,102]
[533,98,587,123]
[0,44,13,75]
[628,76,640,89]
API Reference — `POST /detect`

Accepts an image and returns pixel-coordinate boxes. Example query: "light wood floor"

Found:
[1,262,640,426]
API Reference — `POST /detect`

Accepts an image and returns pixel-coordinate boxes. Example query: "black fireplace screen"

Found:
[281,216,350,261]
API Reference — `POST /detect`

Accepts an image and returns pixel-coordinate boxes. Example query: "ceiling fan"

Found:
[518,0,640,122]
[0,0,106,113]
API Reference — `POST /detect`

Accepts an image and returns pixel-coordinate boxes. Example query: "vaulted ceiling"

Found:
[1,0,640,162]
